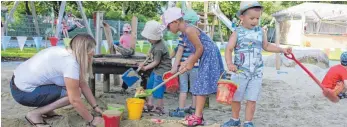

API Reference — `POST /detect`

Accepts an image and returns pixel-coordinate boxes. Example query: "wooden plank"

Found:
[204,1,208,32]
[103,22,116,54]
[275,21,281,70]
[131,16,138,49]
[30,1,40,36]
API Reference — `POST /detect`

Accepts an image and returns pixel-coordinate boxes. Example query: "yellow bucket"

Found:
[126,98,145,120]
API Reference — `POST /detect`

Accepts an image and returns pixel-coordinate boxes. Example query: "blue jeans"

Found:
[146,72,165,99]
[10,76,67,107]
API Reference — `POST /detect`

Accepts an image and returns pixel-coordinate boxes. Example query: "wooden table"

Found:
[89,53,148,95]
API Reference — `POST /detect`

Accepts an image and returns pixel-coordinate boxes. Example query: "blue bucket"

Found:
[122,68,140,87]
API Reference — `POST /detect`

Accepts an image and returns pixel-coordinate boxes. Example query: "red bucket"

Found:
[102,110,122,127]
[49,37,58,46]
[163,72,179,93]
[216,72,238,105]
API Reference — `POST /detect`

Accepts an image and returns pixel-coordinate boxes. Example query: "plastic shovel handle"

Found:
[284,53,324,90]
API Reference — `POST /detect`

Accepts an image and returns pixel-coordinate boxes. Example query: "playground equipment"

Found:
[3,1,92,39]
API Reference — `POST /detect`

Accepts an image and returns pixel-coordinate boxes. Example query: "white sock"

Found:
[244,121,251,123]
[232,118,239,121]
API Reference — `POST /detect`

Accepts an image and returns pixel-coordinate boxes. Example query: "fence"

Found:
[2,13,279,46]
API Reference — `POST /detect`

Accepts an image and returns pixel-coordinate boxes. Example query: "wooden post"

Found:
[275,20,281,70]
[76,1,93,38]
[89,73,96,95]
[103,74,110,93]
[204,1,208,33]
[55,1,66,38]
[4,1,20,36]
[131,16,138,49]
[30,1,40,36]
[94,11,104,55]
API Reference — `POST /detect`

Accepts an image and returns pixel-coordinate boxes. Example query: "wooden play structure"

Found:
[272,2,347,70]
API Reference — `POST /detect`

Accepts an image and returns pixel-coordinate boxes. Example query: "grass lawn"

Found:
[1,45,342,61]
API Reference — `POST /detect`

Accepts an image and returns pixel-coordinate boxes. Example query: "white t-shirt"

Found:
[14,46,80,92]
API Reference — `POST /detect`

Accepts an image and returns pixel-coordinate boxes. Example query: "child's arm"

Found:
[141,50,162,71]
[225,32,238,72]
[171,46,184,73]
[181,27,203,71]
[262,29,284,53]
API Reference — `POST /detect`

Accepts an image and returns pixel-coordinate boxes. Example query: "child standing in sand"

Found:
[222,1,292,127]
[162,7,224,126]
[138,20,171,115]
[169,9,200,118]
[322,52,347,99]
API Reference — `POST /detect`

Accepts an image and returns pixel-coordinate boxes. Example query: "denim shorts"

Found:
[146,72,165,99]
[10,76,67,107]
[230,74,263,102]
[179,68,198,93]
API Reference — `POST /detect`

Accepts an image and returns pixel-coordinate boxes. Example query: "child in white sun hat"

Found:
[138,20,171,115]
[162,7,224,126]
[223,1,292,127]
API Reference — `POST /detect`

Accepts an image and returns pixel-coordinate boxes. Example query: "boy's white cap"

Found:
[123,23,131,32]
[141,20,162,41]
[159,7,184,32]
[237,1,262,18]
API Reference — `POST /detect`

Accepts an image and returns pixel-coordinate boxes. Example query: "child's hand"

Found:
[227,63,237,72]
[281,47,292,55]
[138,63,145,70]
[170,66,178,74]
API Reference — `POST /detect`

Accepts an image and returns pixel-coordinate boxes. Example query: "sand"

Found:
[2,59,347,127]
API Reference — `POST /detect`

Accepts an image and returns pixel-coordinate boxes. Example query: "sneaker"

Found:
[221,119,241,127]
[169,108,185,117]
[338,92,347,99]
[243,122,255,127]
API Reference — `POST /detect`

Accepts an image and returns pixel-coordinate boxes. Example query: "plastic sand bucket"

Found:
[126,98,145,120]
[49,37,58,46]
[216,71,239,105]
[122,68,140,87]
[107,104,125,120]
[107,104,125,112]
[103,110,122,127]
[163,71,179,93]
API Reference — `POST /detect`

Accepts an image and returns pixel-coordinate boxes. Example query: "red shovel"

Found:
[285,53,339,103]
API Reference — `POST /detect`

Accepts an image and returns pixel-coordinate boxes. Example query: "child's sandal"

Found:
[143,104,154,112]
[182,114,204,127]
[154,107,165,116]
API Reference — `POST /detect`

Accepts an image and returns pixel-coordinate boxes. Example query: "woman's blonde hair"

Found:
[69,34,96,82]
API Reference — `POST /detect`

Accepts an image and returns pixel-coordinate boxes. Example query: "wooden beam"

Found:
[76,1,93,38]
[4,1,20,36]
[204,1,208,33]
[131,16,138,49]
[275,21,281,70]
[55,1,66,38]
[30,1,40,36]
